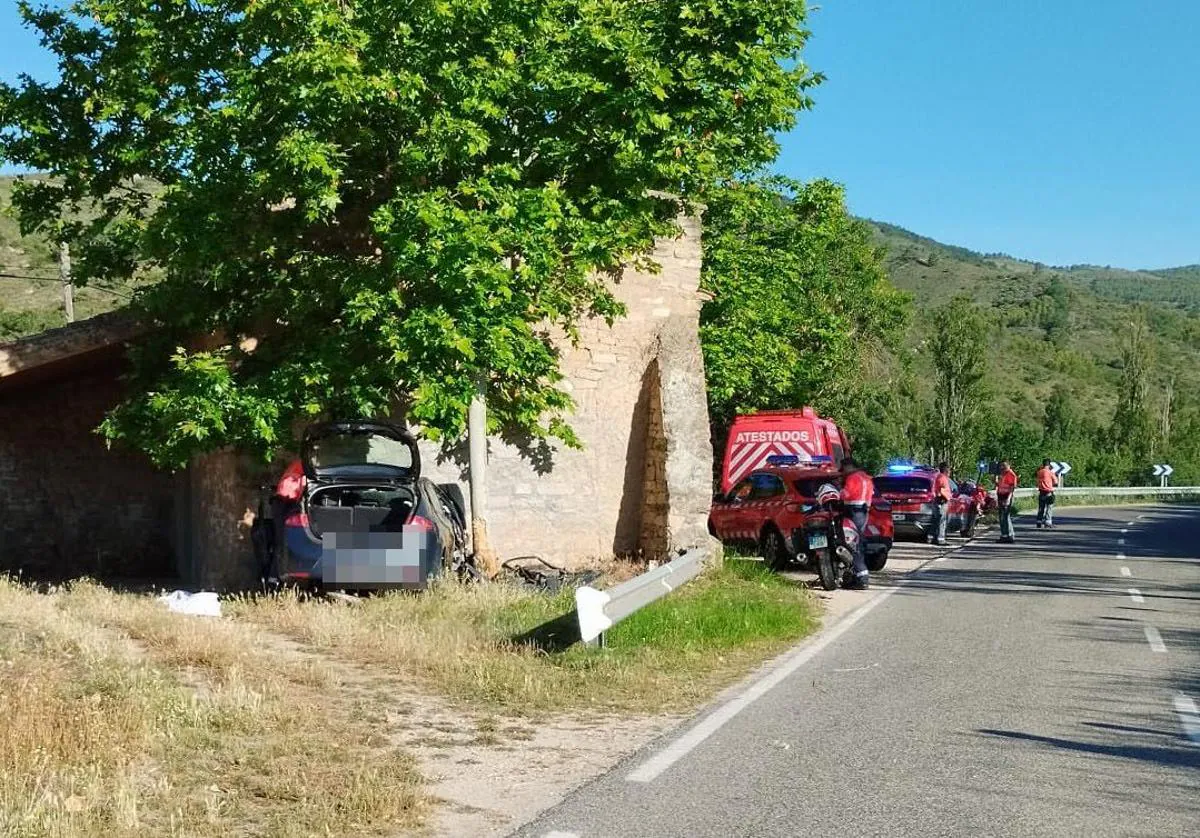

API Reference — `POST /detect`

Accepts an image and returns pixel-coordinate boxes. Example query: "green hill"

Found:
[0,176,131,339]
[867,220,1200,433]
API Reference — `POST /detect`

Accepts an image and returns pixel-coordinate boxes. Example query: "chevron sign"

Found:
[1153,464,1174,487]
[1051,461,1071,477]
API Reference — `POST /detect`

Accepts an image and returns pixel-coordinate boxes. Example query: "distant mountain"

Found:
[866,219,1200,428]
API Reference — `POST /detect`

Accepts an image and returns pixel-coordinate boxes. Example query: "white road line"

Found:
[1128,588,1144,604]
[1121,528,1128,534]
[1144,625,1167,653]
[627,584,902,783]
[1173,694,1200,746]
[1121,567,1132,577]
[543,831,582,838]
[1138,515,1149,520]
[1118,538,1125,546]
[1117,552,1126,560]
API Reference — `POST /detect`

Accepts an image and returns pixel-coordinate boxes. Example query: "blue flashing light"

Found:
[766,454,801,466]
[886,463,915,473]
[810,454,833,463]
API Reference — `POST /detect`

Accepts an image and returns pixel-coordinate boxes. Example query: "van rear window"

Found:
[874,476,932,495]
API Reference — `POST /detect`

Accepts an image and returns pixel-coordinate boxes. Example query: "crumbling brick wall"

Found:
[0,359,174,582]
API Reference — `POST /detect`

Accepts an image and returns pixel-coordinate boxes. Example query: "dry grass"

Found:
[0,578,426,838]
[232,561,820,715]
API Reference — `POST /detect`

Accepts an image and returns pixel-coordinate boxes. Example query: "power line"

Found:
[0,272,133,299]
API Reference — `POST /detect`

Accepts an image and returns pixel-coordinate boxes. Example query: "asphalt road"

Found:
[516,506,1200,838]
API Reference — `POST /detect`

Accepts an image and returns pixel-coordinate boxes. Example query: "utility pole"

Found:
[58,241,75,323]
[468,379,499,578]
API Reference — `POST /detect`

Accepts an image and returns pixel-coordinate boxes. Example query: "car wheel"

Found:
[761,527,792,571]
[866,549,888,572]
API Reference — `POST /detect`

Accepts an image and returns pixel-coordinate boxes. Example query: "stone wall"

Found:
[417,210,716,566]
[0,358,175,582]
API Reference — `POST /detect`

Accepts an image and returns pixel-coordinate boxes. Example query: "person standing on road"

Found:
[1036,459,1058,529]
[930,462,952,546]
[962,480,988,538]
[840,457,875,590]
[996,461,1019,543]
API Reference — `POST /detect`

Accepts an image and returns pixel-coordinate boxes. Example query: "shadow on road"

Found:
[977,728,1200,770]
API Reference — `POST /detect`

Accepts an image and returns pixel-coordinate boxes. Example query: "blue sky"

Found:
[778,0,1200,269]
[3,1,1198,269]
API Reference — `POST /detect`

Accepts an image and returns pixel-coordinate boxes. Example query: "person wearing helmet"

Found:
[840,457,874,590]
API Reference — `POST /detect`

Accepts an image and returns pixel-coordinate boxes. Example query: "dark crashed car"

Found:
[255,421,469,590]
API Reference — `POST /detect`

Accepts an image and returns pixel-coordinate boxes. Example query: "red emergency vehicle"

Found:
[709,458,894,572]
[873,463,972,540]
[719,407,850,495]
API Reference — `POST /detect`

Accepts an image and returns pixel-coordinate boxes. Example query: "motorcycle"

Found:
[798,483,860,591]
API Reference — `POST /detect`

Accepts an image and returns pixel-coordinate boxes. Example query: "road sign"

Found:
[1050,461,1071,477]
[1153,463,1174,487]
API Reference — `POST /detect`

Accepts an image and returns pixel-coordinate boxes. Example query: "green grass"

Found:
[235,562,820,714]
[603,559,816,652]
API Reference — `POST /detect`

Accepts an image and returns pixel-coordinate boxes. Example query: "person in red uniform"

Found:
[930,462,953,546]
[1035,459,1058,529]
[996,461,1019,543]
[962,480,989,538]
[840,457,875,589]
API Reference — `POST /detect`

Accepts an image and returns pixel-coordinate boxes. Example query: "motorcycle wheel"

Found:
[816,549,838,591]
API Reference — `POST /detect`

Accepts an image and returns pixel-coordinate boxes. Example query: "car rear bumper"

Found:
[281,524,443,590]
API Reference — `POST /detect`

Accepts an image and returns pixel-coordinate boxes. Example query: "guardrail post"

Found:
[575,547,707,645]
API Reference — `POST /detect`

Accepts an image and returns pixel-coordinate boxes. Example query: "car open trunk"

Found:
[305,484,417,538]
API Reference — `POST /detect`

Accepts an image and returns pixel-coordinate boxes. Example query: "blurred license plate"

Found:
[807,533,828,550]
[895,513,912,521]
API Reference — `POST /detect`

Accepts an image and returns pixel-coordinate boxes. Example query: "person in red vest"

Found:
[962,480,989,538]
[1035,459,1058,529]
[930,462,953,546]
[996,461,1019,543]
[840,457,875,589]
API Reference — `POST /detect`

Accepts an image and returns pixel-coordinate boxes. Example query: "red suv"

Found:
[873,464,971,541]
[709,462,894,571]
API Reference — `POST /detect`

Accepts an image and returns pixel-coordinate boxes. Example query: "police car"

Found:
[873,462,972,540]
[709,455,894,572]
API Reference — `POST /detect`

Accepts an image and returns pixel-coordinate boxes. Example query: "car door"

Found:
[712,478,754,542]
[749,472,788,539]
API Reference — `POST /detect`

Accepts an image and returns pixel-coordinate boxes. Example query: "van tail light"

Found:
[284,511,309,528]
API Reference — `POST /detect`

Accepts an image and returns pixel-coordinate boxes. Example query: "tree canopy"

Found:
[1,0,821,468]
[699,176,909,439]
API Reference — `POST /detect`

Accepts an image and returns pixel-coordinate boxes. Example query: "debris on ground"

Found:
[158,590,222,617]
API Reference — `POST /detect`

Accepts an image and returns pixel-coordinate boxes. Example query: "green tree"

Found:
[926,295,989,474]
[1109,312,1155,462]
[0,0,821,468]
[699,177,909,436]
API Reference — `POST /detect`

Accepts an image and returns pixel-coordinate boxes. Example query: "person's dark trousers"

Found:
[848,505,870,584]
[998,497,1015,541]
[1037,491,1054,528]
[930,499,948,544]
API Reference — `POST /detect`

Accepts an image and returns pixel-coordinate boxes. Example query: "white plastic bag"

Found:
[158,590,222,617]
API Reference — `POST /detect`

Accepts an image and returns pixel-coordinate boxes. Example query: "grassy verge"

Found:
[232,560,819,715]
[0,578,425,838]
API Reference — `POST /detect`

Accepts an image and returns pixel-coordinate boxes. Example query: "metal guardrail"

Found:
[575,547,706,645]
[1011,486,1200,499]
